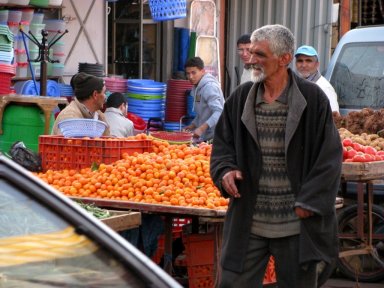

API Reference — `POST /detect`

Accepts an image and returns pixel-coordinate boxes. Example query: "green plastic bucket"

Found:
[0,104,53,153]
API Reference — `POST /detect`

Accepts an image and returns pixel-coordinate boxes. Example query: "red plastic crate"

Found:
[152,235,165,264]
[182,233,215,266]
[172,217,192,232]
[188,275,214,288]
[187,264,214,278]
[151,230,183,265]
[39,135,152,171]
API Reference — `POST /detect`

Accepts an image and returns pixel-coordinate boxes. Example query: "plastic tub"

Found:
[127,112,147,130]
[15,49,27,62]
[51,63,64,77]
[51,40,64,54]
[0,10,8,23]
[0,49,14,63]
[31,13,44,24]
[28,35,42,50]
[7,21,19,37]
[8,0,30,4]
[13,34,24,50]
[30,23,45,35]
[21,9,34,22]
[29,0,49,7]
[7,11,22,23]
[0,104,53,153]
[43,19,65,31]
[19,21,30,34]
[52,53,65,64]
[27,62,40,77]
[16,62,28,77]
[48,0,62,5]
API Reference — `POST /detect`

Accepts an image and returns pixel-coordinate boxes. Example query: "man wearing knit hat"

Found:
[294,45,339,112]
[52,72,110,135]
[104,92,134,137]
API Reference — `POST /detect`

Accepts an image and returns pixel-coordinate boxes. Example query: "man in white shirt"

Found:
[104,92,134,137]
[237,34,253,85]
[295,45,339,112]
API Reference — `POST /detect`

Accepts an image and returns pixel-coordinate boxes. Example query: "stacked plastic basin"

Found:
[105,77,128,94]
[43,19,66,77]
[127,79,166,123]
[13,79,60,97]
[0,24,15,94]
[0,10,8,26]
[164,79,193,131]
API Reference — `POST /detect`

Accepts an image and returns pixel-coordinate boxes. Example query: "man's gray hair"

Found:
[250,24,295,57]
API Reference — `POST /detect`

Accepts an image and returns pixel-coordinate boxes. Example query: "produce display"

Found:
[333,108,384,135]
[339,128,384,162]
[35,134,228,210]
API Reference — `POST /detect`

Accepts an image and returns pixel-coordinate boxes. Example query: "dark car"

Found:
[0,154,181,288]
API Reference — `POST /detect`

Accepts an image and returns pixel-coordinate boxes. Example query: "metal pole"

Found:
[40,30,49,96]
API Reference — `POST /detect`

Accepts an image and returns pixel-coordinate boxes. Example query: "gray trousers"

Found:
[219,234,319,288]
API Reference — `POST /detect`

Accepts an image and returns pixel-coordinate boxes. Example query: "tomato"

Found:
[374,155,383,161]
[352,154,366,162]
[377,151,384,156]
[363,153,374,162]
[342,138,353,147]
[342,147,349,160]
[363,146,377,155]
[352,143,364,152]
[347,149,357,159]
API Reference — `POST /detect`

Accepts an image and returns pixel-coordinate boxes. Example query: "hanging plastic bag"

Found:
[8,141,42,172]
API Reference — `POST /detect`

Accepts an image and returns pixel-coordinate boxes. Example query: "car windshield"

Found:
[0,178,145,288]
[330,43,384,109]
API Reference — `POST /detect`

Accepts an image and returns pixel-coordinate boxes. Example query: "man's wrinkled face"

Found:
[295,55,319,78]
[185,66,205,85]
[94,86,106,111]
[248,40,280,83]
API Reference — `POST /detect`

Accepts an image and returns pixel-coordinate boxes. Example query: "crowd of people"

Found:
[53,24,342,288]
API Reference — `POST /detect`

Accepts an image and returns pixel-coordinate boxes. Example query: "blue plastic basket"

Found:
[148,0,187,22]
[58,119,107,138]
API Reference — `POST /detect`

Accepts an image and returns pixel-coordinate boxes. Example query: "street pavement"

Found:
[323,277,384,288]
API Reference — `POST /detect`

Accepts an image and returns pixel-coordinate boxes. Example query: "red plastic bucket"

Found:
[127,112,146,130]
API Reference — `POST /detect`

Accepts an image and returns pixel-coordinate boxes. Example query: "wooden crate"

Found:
[101,210,141,232]
[342,161,384,181]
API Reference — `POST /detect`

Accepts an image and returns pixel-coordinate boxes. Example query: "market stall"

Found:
[69,197,225,279]
[339,161,384,282]
[32,126,384,285]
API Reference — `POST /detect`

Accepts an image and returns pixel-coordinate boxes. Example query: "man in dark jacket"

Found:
[210,24,342,288]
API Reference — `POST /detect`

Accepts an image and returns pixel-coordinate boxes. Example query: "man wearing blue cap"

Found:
[295,45,339,112]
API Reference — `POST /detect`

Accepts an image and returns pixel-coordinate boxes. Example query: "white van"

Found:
[324,26,384,115]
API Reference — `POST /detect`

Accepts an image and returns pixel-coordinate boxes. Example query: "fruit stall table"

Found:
[70,197,226,280]
[339,161,384,281]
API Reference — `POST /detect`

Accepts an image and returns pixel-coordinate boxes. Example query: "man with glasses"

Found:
[237,34,252,85]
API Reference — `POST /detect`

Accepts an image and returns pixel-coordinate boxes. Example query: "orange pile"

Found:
[35,135,228,210]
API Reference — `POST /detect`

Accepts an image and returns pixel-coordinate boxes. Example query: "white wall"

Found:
[61,0,107,83]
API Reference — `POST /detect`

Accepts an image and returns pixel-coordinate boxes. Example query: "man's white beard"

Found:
[251,67,266,83]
